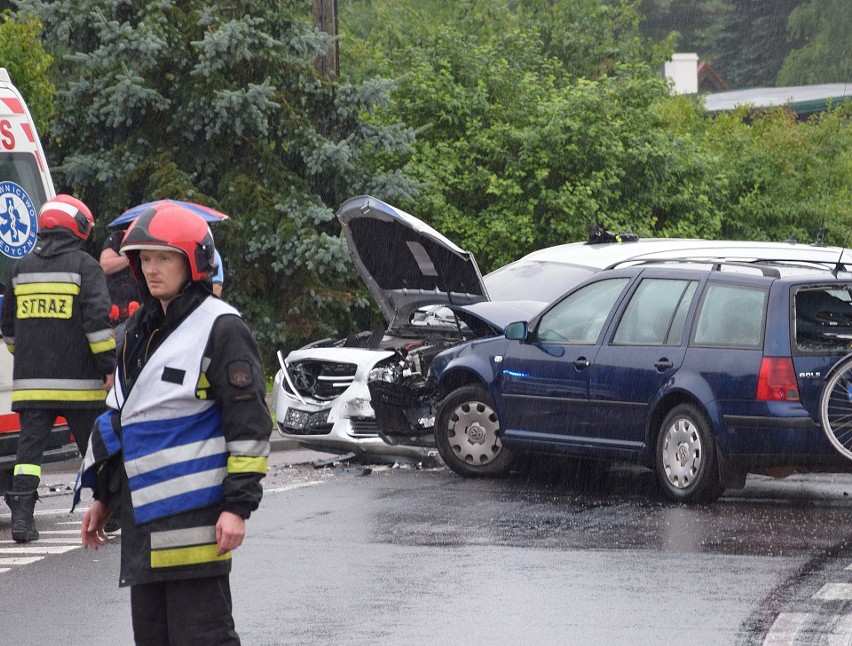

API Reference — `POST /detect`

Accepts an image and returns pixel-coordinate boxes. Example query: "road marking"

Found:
[813,584,852,601]
[763,612,808,645]
[824,613,852,643]
[0,556,43,566]
[265,481,325,494]
[0,545,79,555]
[0,538,77,544]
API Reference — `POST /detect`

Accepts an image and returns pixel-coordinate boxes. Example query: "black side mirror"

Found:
[505,321,528,341]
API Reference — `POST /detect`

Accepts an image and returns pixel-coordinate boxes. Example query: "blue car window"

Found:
[612,278,698,345]
[693,284,766,348]
[536,277,630,344]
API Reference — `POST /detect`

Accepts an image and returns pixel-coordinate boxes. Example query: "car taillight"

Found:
[756,357,800,401]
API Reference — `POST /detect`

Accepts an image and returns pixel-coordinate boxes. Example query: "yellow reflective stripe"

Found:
[14,282,81,296]
[12,389,106,402]
[227,455,268,475]
[151,544,232,569]
[89,337,116,354]
[196,372,211,399]
[14,464,42,478]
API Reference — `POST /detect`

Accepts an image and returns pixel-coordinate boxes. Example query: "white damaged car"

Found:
[270,195,546,460]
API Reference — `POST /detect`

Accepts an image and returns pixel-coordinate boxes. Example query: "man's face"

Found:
[139,249,190,304]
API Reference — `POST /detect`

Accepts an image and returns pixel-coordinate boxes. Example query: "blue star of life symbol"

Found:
[0,181,38,259]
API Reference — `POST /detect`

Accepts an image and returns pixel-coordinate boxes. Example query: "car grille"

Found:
[285,359,358,400]
[350,418,380,436]
[278,407,332,435]
[278,419,333,437]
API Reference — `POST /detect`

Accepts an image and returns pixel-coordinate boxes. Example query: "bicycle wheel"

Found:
[819,357,852,461]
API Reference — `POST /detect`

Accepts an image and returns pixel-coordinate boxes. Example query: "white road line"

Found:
[0,568,8,573]
[0,545,79,555]
[36,529,80,535]
[814,584,852,601]
[265,481,325,494]
[0,557,43,566]
[0,538,79,545]
[763,612,809,645]
[823,613,852,645]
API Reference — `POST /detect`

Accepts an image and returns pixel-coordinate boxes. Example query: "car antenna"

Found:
[814,215,825,247]
[832,230,849,277]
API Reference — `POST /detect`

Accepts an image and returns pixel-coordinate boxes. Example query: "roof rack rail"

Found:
[607,255,852,277]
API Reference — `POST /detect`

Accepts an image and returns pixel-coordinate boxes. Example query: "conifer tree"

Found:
[16,0,419,365]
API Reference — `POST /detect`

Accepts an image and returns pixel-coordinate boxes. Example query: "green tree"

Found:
[777,0,852,85]
[348,2,718,271]
[0,11,53,133]
[16,0,420,369]
[704,104,852,245]
[713,0,804,88]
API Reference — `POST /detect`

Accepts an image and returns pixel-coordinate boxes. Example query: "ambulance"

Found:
[0,68,78,489]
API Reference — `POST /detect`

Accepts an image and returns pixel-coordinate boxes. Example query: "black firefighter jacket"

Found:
[0,231,116,410]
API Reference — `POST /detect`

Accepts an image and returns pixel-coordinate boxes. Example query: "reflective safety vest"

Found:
[108,298,239,525]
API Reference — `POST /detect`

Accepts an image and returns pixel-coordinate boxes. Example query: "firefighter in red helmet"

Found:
[1,194,115,543]
[77,206,269,645]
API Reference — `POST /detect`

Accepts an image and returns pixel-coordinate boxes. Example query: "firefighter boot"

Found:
[4,491,39,543]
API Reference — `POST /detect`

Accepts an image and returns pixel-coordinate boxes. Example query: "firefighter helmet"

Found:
[120,205,216,282]
[38,194,95,240]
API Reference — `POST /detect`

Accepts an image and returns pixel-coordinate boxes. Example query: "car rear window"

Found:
[795,286,852,354]
[693,284,766,348]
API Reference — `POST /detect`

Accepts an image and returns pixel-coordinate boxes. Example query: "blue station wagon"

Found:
[422,258,852,502]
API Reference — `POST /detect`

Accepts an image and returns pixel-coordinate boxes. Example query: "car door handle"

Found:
[574,357,590,369]
[654,358,673,372]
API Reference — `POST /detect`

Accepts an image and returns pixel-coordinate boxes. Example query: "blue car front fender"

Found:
[432,337,514,397]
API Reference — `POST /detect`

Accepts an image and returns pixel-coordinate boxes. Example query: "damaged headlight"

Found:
[369,361,408,384]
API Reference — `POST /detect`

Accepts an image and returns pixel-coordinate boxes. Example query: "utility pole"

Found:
[313,0,339,78]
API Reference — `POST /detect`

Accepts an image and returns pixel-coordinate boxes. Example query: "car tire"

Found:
[655,404,723,503]
[435,384,513,478]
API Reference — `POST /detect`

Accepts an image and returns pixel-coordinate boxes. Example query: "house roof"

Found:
[704,84,852,116]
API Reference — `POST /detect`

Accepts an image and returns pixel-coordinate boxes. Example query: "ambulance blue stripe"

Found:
[128,453,228,491]
[134,486,224,525]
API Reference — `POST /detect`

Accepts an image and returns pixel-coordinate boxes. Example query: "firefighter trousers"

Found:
[14,408,102,492]
[131,575,240,645]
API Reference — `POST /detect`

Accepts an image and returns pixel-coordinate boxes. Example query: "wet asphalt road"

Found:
[3,448,852,645]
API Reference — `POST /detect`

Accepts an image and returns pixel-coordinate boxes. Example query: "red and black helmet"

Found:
[120,206,216,282]
[38,194,95,240]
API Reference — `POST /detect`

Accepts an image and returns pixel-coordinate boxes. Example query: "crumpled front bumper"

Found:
[271,366,430,461]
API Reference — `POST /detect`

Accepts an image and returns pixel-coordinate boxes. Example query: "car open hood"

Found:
[338,196,489,331]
